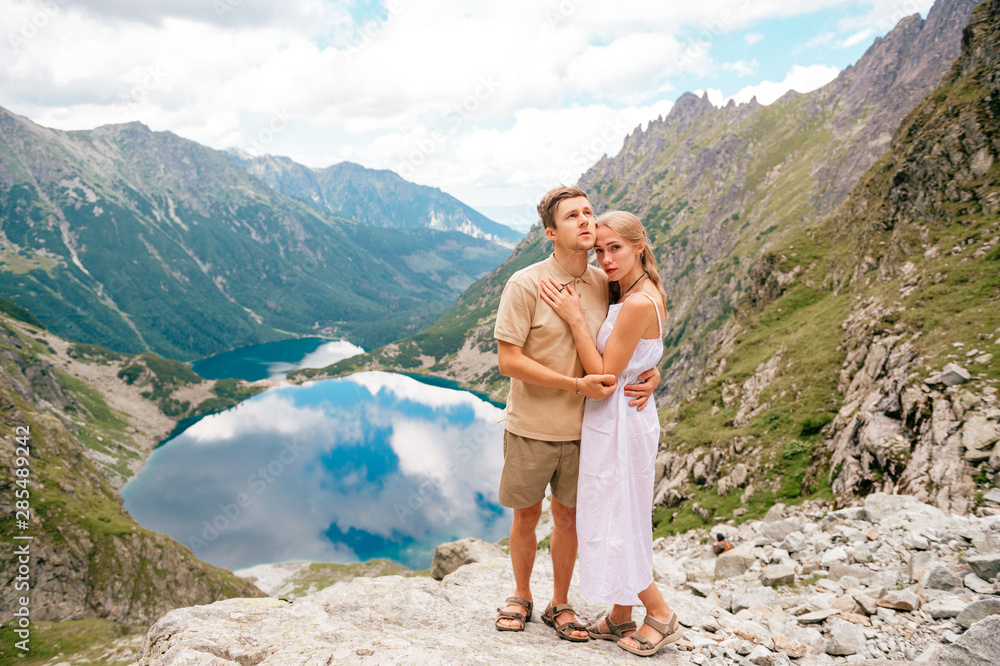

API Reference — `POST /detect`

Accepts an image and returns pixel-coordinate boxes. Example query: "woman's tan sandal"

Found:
[541,602,590,642]
[588,611,637,641]
[495,596,532,632]
[617,612,684,656]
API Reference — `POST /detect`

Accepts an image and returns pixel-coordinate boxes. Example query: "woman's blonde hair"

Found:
[596,211,667,312]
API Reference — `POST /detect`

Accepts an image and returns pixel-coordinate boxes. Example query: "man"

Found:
[493,186,659,641]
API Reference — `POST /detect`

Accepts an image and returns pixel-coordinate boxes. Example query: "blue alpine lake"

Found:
[122,341,511,572]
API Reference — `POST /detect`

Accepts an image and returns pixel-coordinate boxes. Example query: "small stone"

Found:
[797,609,841,624]
[826,618,867,656]
[965,572,993,593]
[429,537,505,580]
[772,635,807,659]
[816,578,842,593]
[878,589,920,611]
[942,363,971,386]
[761,564,796,587]
[964,551,1000,581]
[852,544,873,564]
[715,546,757,580]
[687,582,714,597]
[853,593,880,616]
[926,564,964,590]
[748,644,775,665]
[832,595,857,613]
[866,527,880,541]
[903,532,930,550]
[926,597,966,619]
[985,488,1000,505]
[821,546,849,567]
[779,531,807,553]
[956,598,1000,629]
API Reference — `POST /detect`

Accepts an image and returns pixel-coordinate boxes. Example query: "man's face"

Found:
[545,196,595,252]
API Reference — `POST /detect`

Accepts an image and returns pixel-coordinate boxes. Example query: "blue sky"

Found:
[0,0,936,228]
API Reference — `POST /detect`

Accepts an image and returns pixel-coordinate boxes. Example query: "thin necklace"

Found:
[618,271,647,302]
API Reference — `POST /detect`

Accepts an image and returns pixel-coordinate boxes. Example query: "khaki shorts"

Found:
[498,430,580,509]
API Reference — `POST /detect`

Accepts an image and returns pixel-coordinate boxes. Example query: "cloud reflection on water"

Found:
[122,372,509,570]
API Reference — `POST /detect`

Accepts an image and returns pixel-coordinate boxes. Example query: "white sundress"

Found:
[577,291,664,605]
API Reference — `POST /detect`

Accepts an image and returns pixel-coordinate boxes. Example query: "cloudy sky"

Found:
[2,0,934,229]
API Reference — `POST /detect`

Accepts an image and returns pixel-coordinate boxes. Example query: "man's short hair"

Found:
[537,186,589,230]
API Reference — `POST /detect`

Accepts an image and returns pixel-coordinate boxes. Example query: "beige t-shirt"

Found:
[494,254,609,441]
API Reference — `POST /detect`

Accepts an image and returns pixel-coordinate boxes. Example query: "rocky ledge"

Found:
[138,493,1000,664]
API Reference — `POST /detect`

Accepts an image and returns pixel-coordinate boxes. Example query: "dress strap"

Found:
[625,291,663,338]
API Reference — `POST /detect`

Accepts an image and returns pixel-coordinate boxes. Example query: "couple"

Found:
[492,186,682,657]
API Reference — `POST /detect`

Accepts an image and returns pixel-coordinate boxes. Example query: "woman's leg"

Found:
[618,581,676,649]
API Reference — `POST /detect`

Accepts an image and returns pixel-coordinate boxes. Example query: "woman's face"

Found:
[594,225,640,282]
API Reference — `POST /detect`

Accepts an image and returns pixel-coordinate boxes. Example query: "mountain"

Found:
[291,0,981,404]
[648,0,1000,530]
[0,303,266,643]
[223,151,522,247]
[0,111,510,361]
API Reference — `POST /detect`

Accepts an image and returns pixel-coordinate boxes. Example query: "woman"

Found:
[539,210,681,657]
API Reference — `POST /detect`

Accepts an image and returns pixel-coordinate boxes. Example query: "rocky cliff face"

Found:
[225,151,521,247]
[649,0,999,532]
[326,0,981,409]
[0,310,265,628]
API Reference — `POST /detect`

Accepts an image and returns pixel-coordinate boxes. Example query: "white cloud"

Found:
[727,64,842,107]
[723,59,758,78]
[1,0,876,207]
[841,28,876,48]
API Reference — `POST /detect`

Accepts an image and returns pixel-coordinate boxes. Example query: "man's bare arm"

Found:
[497,340,617,401]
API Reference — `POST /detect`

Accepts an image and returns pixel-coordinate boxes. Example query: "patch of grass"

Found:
[0,619,141,665]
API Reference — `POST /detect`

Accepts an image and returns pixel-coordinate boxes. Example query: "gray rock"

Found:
[942,363,972,386]
[926,564,964,590]
[984,488,1000,505]
[764,503,787,523]
[761,564,796,587]
[761,517,803,544]
[852,544,873,564]
[957,598,1000,630]
[779,531,807,554]
[965,573,994,593]
[826,617,867,656]
[715,545,757,580]
[430,537,505,580]
[732,585,779,613]
[862,492,946,524]
[828,563,873,583]
[878,589,920,611]
[797,608,841,624]
[964,551,1000,581]
[903,531,931,550]
[821,546,849,567]
[852,593,880,616]
[687,582,714,597]
[927,597,967,619]
[963,414,1000,451]
[941,615,1000,665]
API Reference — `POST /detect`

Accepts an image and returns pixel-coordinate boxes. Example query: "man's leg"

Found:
[549,496,588,639]
[497,501,542,628]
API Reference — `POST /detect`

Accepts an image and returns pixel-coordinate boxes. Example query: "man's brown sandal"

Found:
[617,611,684,656]
[495,595,532,632]
[541,602,590,642]
[588,611,637,641]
